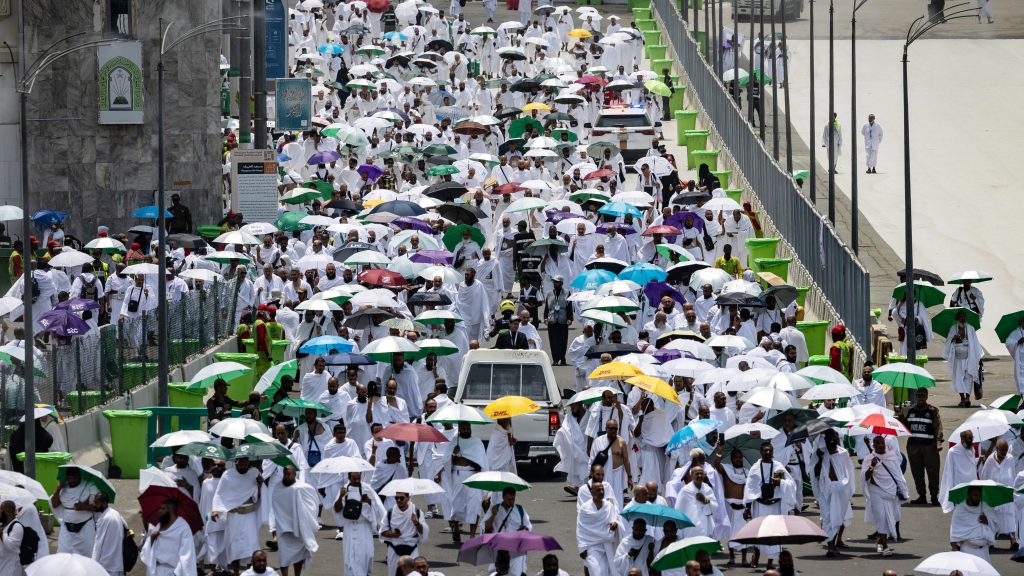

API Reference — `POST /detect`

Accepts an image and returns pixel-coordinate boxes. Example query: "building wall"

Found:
[0,0,224,242]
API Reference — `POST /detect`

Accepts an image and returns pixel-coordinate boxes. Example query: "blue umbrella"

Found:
[622,503,694,529]
[318,43,345,55]
[37,309,91,337]
[321,352,375,366]
[133,206,173,219]
[299,336,355,355]
[31,210,68,227]
[427,89,455,106]
[598,201,643,218]
[618,263,668,286]
[382,32,408,42]
[666,418,723,454]
[571,269,616,291]
[277,153,292,163]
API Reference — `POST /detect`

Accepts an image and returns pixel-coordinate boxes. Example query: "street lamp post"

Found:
[827,0,835,223]
[900,3,978,361]
[780,0,792,172]
[850,0,868,255]
[769,0,779,161]
[158,16,244,407]
[808,0,816,201]
[758,0,766,141]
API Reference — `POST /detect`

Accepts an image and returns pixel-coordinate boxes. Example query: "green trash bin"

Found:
[241,337,254,354]
[633,7,652,20]
[753,257,793,282]
[724,188,743,205]
[669,77,685,111]
[693,30,707,56]
[103,410,153,479]
[674,110,698,144]
[122,363,159,389]
[67,391,103,415]
[797,320,831,358]
[683,129,710,169]
[213,352,259,400]
[642,30,661,47]
[168,383,206,408]
[272,339,289,364]
[637,19,656,32]
[744,237,779,269]
[170,339,200,363]
[795,286,811,308]
[808,354,829,366]
[711,170,732,188]
[16,451,71,515]
[647,44,668,61]
[691,150,720,172]
[196,224,225,241]
[651,58,673,77]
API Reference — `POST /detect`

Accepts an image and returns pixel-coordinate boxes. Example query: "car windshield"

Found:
[596,114,651,128]
[462,363,548,401]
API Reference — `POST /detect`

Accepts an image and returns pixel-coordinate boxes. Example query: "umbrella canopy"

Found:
[995,310,1024,342]
[426,403,494,425]
[254,359,298,394]
[310,456,375,475]
[588,362,644,380]
[37,308,91,337]
[932,307,981,337]
[187,361,253,390]
[272,398,331,417]
[870,362,935,389]
[209,417,270,440]
[58,464,116,503]
[795,365,852,385]
[298,335,354,355]
[175,441,230,460]
[138,485,203,533]
[847,412,910,436]
[149,429,211,448]
[378,477,445,497]
[897,268,945,286]
[571,268,617,291]
[740,388,798,411]
[650,536,722,571]
[914,551,999,576]
[666,418,723,453]
[801,382,861,401]
[622,503,694,529]
[618,263,668,285]
[948,270,993,284]
[890,282,945,308]
[0,483,39,508]
[377,422,450,443]
[0,470,49,500]
[462,471,531,492]
[362,335,420,361]
[947,479,1015,508]
[626,375,681,404]
[230,442,291,461]
[729,514,827,545]
[25,553,110,576]
[484,396,541,419]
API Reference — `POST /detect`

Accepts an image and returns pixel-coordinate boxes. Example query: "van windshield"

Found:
[463,363,548,401]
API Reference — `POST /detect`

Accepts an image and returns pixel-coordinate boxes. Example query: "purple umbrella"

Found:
[458,532,562,565]
[357,164,384,182]
[392,216,433,233]
[37,309,91,337]
[307,150,342,165]
[654,348,682,362]
[55,298,102,313]
[545,210,584,223]
[644,281,686,307]
[665,211,706,231]
[596,222,637,235]
[409,249,454,265]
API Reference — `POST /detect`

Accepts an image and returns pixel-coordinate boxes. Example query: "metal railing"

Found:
[0,278,240,445]
[652,0,871,352]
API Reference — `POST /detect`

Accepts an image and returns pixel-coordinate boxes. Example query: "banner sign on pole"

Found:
[230,149,279,224]
[275,78,312,131]
[266,0,288,79]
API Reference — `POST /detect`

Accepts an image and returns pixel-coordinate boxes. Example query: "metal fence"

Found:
[652,0,871,352]
[0,278,240,445]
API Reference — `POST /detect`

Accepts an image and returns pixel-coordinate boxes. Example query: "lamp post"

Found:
[758,0,766,141]
[9,16,119,476]
[158,16,244,407]
[769,0,779,161]
[780,0,792,172]
[850,0,868,254]
[808,0,816,201]
[900,3,978,362]
[827,0,835,223]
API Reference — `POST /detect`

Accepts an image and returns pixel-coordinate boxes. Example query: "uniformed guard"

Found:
[898,387,944,505]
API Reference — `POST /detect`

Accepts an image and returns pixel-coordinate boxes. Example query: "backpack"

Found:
[121,523,140,572]
[81,281,99,320]
[9,520,39,565]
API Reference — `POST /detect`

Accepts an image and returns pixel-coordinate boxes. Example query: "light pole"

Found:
[808,0,816,201]
[827,0,835,223]
[758,0,766,141]
[158,16,244,407]
[732,0,740,105]
[769,0,779,161]
[780,0,792,172]
[8,19,119,477]
[850,0,868,254]
[900,3,977,361]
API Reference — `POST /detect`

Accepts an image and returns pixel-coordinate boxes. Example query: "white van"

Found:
[454,349,564,469]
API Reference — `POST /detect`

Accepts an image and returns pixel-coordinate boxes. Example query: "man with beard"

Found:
[140,499,197,576]
[321,422,363,539]
[335,472,386,576]
[318,377,351,429]
[379,353,420,420]
[295,408,331,470]
[50,466,99,554]
[453,268,489,342]
[675,467,718,539]
[862,435,908,557]
[492,215,517,294]
[317,263,344,291]
[743,442,799,569]
[811,429,854,557]
[381,491,429,576]
[576,482,625,576]
[240,551,278,576]
[554,400,590,495]
[614,518,655,576]
[200,460,228,573]
[416,398,454,518]
[163,452,201,501]
[344,383,373,450]
[776,550,800,576]
[484,487,533,575]
[979,438,1018,549]
[370,378,411,427]
[715,448,750,565]
[271,466,319,576]
[949,485,996,562]
[91,492,126,576]
[212,457,262,574]
[589,420,633,510]
[441,422,487,542]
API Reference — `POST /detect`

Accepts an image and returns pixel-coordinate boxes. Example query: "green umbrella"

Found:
[57,464,117,503]
[462,471,531,492]
[569,190,611,204]
[587,141,620,157]
[651,537,722,571]
[422,144,457,157]
[230,442,291,461]
[644,79,673,97]
[792,169,809,180]
[871,362,935,389]
[177,441,231,460]
[656,244,694,262]
[722,435,762,466]
[891,282,945,308]
[0,346,47,377]
[995,310,1024,342]
[255,359,299,395]
[426,164,460,176]
[275,211,314,232]
[508,118,543,139]
[524,237,568,255]
[947,479,1015,508]
[550,129,579,142]
[346,79,374,90]
[498,138,527,155]
[281,188,322,205]
[416,338,460,356]
[272,398,331,417]
[303,179,334,200]
[442,224,485,251]
[739,69,772,87]
[932,307,981,339]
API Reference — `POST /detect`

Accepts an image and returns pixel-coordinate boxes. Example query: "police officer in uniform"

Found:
[897,387,944,505]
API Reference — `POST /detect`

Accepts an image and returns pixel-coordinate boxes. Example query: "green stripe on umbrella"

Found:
[255,359,298,395]
[271,398,332,417]
[441,224,485,251]
[426,164,460,176]
[890,282,945,308]
[948,479,1015,508]
[462,471,531,492]
[871,362,935,389]
[187,361,253,391]
[995,310,1024,343]
[931,307,981,338]
[58,464,116,503]
[0,346,46,377]
[230,441,291,461]
[275,212,314,232]
[651,536,722,571]
[177,441,231,460]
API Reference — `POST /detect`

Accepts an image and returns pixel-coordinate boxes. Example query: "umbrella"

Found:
[426,403,494,425]
[58,464,116,502]
[729,514,827,545]
[342,308,395,330]
[667,419,723,453]
[83,236,127,253]
[583,295,641,313]
[0,344,47,377]
[947,479,1015,508]
[362,336,420,360]
[30,210,67,227]
[36,308,91,337]
[580,309,629,328]
[996,310,1024,342]
[897,268,945,286]
[626,375,681,404]
[458,532,561,565]
[437,204,487,227]
[272,398,331,417]
[179,269,222,283]
[871,362,935,389]
[149,429,211,448]
[121,262,159,276]
[622,503,694,529]
[377,422,450,443]
[784,418,840,446]
[485,396,541,419]
[187,361,252,390]
[740,388,797,411]
[310,456,375,475]
[138,484,203,533]
[705,335,754,351]
[254,359,298,395]
[890,282,945,308]
[987,394,1023,411]
[584,343,637,359]
[205,250,251,265]
[801,382,861,401]
[47,250,93,268]
[359,268,408,287]
[660,358,715,378]
[209,417,270,440]
[665,260,710,285]
[765,408,820,429]
[932,307,981,337]
[0,483,39,508]
[847,413,910,436]
[378,477,445,497]
[948,270,993,284]
[589,362,645,381]
[795,365,851,385]
[0,206,23,221]
[571,268,616,291]
[0,470,49,500]
[132,205,172,219]
[298,336,354,355]
[0,296,22,317]
[687,267,733,292]
[462,471,531,492]
[651,536,722,571]
[213,230,260,246]
[914,551,999,576]
[343,250,391,266]
[618,263,667,285]
[25,553,111,576]
[230,442,291,461]
[369,200,427,217]
[524,238,568,256]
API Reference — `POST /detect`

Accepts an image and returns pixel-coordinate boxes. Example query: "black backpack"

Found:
[8,520,39,565]
[122,523,139,571]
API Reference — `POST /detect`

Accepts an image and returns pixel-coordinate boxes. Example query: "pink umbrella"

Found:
[729,514,827,546]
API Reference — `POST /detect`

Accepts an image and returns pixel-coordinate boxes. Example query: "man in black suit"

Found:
[494,316,529,350]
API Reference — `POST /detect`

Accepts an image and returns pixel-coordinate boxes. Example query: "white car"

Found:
[735,0,804,20]
[453,349,564,468]
[591,107,660,163]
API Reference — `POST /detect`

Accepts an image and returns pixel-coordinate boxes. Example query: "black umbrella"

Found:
[496,108,523,120]
[425,39,453,51]
[585,258,627,274]
[715,293,767,308]
[436,203,486,225]
[784,418,839,447]
[498,49,527,61]
[333,242,380,262]
[322,352,375,367]
[896,268,945,286]
[666,260,710,284]
[498,138,527,155]
[368,200,427,217]
[766,408,821,429]
[543,112,574,123]
[412,58,438,69]
[408,292,452,307]
[342,307,395,330]
[385,54,411,68]
[671,191,711,204]
[584,343,636,359]
[655,330,705,348]
[341,24,369,35]
[426,155,454,166]
[533,5,556,16]
[167,234,206,249]
[760,285,798,307]
[511,79,541,93]
[425,182,469,202]
[326,199,361,213]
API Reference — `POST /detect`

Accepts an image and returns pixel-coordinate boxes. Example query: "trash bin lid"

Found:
[16,451,72,462]
[102,409,153,419]
[213,352,260,362]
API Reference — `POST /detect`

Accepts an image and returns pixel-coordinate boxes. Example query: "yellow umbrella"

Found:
[627,375,682,405]
[568,28,593,39]
[484,396,541,419]
[362,199,383,208]
[588,362,645,381]
[523,102,552,112]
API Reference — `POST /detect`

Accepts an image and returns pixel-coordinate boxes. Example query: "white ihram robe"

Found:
[442,435,488,524]
[55,481,99,554]
[576,496,626,576]
[744,460,799,559]
[980,453,1018,537]
[554,410,591,485]
[92,507,126,575]
[674,481,718,539]
[273,480,321,568]
[140,517,197,576]
[861,449,907,538]
[939,443,980,513]
[211,467,261,563]
[1006,326,1024,394]
[950,501,996,562]
[381,503,430,576]
[200,476,226,568]
[338,482,386,576]
[943,324,984,395]
[809,447,854,540]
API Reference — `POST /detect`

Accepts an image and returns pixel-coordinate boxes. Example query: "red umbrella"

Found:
[584,168,614,180]
[493,182,526,195]
[643,225,681,236]
[366,0,390,12]
[138,485,203,534]
[729,514,827,545]
[376,422,450,442]
[577,75,607,86]
[358,269,408,287]
[847,413,910,436]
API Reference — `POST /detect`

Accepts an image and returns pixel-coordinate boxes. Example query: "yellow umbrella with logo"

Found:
[588,362,645,381]
[627,375,682,404]
[484,396,541,419]
[523,102,552,113]
[568,28,593,39]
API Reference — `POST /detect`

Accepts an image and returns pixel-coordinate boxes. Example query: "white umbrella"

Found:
[0,469,48,500]
[83,237,127,252]
[296,299,342,313]
[694,367,740,387]
[702,197,743,213]
[660,358,715,378]
[795,365,852,385]
[344,250,392,266]
[149,429,211,448]
[688,268,734,292]
[189,361,252,388]
[663,339,717,362]
[724,354,777,370]
[705,335,754,351]
[0,206,23,221]
[725,368,778,392]
[26,553,110,576]
[524,148,558,159]
[766,372,814,392]
[720,279,762,296]
[362,336,420,356]
[611,190,656,205]
[914,551,998,576]
[350,288,400,308]
[139,466,178,493]
[580,309,629,328]
[800,383,861,401]
[122,263,160,276]
[724,423,780,440]
[213,230,261,246]
[47,250,93,268]
[0,483,39,507]
[566,386,622,405]
[952,409,1024,442]
[179,269,223,283]
[299,215,338,227]
[310,456,375,475]
[594,279,641,295]
[525,136,559,149]
[295,253,334,273]
[948,270,993,284]
[209,417,270,440]
[378,477,445,497]
[426,403,494,425]
[417,265,464,285]
[0,296,23,317]
[556,218,595,236]
[240,222,279,236]
[505,197,548,213]
[740,388,798,411]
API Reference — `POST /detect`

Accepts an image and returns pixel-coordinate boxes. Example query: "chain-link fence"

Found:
[0,278,240,446]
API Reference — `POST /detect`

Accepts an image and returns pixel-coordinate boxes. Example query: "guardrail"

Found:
[651,0,871,352]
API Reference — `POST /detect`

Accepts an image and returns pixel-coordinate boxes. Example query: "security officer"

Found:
[897,387,943,505]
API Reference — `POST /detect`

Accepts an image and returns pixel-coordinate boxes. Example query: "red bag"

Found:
[508,0,520,10]
[366,0,389,13]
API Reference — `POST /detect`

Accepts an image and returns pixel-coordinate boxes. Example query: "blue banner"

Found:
[275,79,312,131]
[265,0,287,79]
